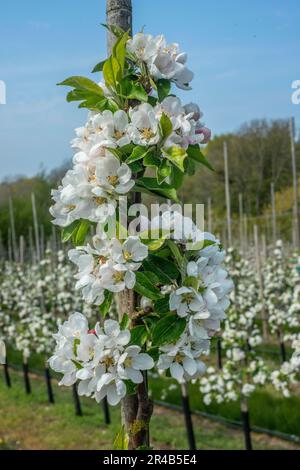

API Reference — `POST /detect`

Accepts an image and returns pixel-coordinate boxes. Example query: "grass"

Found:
[6,346,300,439]
[0,368,299,450]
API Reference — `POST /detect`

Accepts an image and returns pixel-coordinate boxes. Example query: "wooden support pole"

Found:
[290,117,299,250]
[238,193,244,254]
[3,362,12,388]
[106,0,152,450]
[216,336,223,370]
[241,398,252,451]
[22,356,31,394]
[271,182,277,246]
[72,383,82,416]
[207,197,212,233]
[45,361,55,404]
[102,397,111,424]
[224,142,232,247]
[254,225,268,340]
[31,193,41,262]
[181,383,196,450]
[9,197,18,262]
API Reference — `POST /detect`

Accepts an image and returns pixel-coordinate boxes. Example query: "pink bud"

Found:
[196,126,211,144]
[88,329,96,335]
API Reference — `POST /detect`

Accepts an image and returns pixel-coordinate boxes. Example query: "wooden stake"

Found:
[22,356,31,394]
[44,361,55,404]
[271,182,277,246]
[238,193,244,254]
[31,193,41,262]
[254,225,268,340]
[241,397,252,451]
[223,142,232,246]
[107,0,152,450]
[19,236,25,265]
[3,361,12,388]
[9,197,18,262]
[181,383,196,450]
[207,197,212,233]
[290,117,299,250]
[72,383,82,416]
[102,397,111,424]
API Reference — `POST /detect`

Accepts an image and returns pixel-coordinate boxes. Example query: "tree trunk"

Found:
[106,0,153,450]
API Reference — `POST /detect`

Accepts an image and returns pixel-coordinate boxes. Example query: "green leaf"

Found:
[120,313,130,330]
[166,240,185,269]
[103,56,120,87]
[129,161,143,173]
[124,380,138,395]
[91,60,106,73]
[126,146,151,163]
[143,153,161,168]
[66,89,90,102]
[134,272,163,300]
[187,144,214,171]
[135,177,179,202]
[57,76,104,96]
[102,23,125,39]
[170,165,184,190]
[143,254,179,284]
[143,237,166,252]
[157,79,171,102]
[129,325,148,347]
[99,290,113,318]
[160,113,173,140]
[74,219,90,246]
[127,82,148,102]
[148,96,158,106]
[113,425,129,450]
[157,159,171,184]
[163,146,187,172]
[152,313,186,347]
[186,157,196,176]
[147,347,159,362]
[112,32,129,75]
[61,220,81,243]
[154,296,170,314]
[183,276,199,290]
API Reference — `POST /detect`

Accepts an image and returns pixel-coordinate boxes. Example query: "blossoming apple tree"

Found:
[48,19,233,449]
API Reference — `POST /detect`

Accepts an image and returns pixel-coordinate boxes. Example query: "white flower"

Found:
[170,286,204,318]
[94,156,134,195]
[95,320,130,349]
[241,383,255,397]
[117,345,154,383]
[112,236,148,269]
[100,262,136,293]
[128,103,160,145]
[49,314,154,407]
[183,103,203,121]
[158,335,206,383]
[91,110,130,147]
[148,37,194,90]
[126,33,160,62]
[95,371,127,406]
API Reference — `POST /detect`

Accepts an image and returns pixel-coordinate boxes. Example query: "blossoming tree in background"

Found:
[48,1,233,449]
[263,241,300,362]
[199,248,267,449]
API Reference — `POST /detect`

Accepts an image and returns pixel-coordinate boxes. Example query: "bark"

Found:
[106,0,153,450]
[106,0,132,54]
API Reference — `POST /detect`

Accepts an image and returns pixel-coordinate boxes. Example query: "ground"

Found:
[0,368,298,450]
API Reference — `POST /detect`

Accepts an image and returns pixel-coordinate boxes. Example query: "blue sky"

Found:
[0,0,300,179]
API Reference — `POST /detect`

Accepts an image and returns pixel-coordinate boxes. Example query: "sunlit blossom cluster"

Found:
[49,313,154,405]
